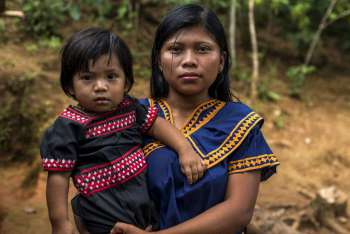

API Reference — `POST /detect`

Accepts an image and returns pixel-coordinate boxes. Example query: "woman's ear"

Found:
[219,52,226,73]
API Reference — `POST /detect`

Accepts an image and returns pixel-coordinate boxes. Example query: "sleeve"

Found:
[135,102,158,134]
[227,124,279,181]
[40,118,81,172]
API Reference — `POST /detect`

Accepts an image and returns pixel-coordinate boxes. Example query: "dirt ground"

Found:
[0,41,349,234]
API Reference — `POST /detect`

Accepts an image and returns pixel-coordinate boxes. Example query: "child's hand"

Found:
[178,146,207,184]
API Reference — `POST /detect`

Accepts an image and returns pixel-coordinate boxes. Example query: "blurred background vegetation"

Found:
[0,1,349,233]
[0,0,349,179]
[0,0,349,176]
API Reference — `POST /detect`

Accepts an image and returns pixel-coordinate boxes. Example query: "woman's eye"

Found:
[169,46,181,54]
[197,46,211,53]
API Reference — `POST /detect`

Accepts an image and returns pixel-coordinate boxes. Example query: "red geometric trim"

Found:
[85,111,136,138]
[60,107,91,125]
[140,106,158,133]
[117,97,133,109]
[72,146,147,196]
[42,158,75,171]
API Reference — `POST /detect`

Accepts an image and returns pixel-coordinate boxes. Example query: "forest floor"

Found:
[0,40,349,234]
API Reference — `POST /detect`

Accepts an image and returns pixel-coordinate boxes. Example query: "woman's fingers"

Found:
[110,222,129,234]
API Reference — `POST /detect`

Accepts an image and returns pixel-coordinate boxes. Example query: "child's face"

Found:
[70,54,126,113]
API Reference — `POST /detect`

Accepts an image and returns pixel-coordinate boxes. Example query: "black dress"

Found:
[40,96,159,234]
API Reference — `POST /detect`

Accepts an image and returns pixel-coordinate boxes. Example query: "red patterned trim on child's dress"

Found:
[140,106,158,133]
[72,146,147,196]
[59,107,92,124]
[85,111,136,138]
[42,158,76,171]
[117,97,133,109]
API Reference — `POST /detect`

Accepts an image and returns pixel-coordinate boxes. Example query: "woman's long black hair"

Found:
[150,4,233,102]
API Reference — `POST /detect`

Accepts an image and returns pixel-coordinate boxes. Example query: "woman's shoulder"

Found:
[137,97,152,106]
[219,101,260,121]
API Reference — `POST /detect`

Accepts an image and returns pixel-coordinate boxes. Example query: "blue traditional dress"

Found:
[40,96,159,234]
[139,98,279,234]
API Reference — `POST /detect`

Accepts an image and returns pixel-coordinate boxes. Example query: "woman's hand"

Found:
[52,220,75,234]
[178,144,207,184]
[110,223,151,234]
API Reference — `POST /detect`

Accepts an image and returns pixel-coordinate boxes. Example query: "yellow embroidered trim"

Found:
[158,99,174,124]
[181,99,217,131]
[228,154,279,174]
[145,100,263,169]
[202,112,263,168]
[148,98,154,108]
[143,141,165,158]
[152,99,225,137]
[182,100,225,137]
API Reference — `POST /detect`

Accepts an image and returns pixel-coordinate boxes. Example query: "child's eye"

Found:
[107,73,118,80]
[80,74,92,80]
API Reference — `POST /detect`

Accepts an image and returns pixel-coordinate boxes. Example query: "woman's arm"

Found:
[147,117,206,184]
[111,171,261,234]
[46,171,75,234]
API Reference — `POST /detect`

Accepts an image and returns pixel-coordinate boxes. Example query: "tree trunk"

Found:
[248,0,259,101]
[304,0,338,66]
[0,0,5,14]
[229,0,237,68]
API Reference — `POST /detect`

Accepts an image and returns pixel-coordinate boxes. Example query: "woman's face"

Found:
[159,25,224,99]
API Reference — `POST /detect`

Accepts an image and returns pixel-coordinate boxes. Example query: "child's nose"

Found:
[94,79,108,91]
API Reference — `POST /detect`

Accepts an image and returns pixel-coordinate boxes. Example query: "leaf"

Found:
[69,4,81,21]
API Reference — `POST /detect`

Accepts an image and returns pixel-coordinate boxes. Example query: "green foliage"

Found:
[0,19,6,42]
[39,36,62,50]
[286,65,316,98]
[258,65,281,102]
[0,73,52,162]
[116,0,134,29]
[22,0,67,37]
[274,114,285,129]
[24,36,62,54]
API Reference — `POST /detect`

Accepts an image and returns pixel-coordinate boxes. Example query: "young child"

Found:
[40,27,206,234]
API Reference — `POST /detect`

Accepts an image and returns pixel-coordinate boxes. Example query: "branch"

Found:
[1,10,24,18]
[304,0,338,66]
[325,9,350,27]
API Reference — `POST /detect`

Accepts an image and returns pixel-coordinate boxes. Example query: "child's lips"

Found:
[94,97,110,104]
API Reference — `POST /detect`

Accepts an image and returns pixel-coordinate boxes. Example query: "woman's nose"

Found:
[182,50,197,67]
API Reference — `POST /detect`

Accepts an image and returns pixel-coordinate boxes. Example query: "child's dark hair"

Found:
[60,27,134,97]
[150,4,233,102]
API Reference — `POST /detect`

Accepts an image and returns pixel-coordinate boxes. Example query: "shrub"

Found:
[0,72,52,162]
[22,0,67,37]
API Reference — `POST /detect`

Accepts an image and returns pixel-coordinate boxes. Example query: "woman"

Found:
[112,4,279,234]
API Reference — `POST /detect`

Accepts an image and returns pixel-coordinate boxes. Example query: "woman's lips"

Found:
[178,73,201,81]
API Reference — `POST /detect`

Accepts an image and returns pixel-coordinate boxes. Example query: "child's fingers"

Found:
[191,165,199,182]
[184,166,193,184]
[201,159,207,170]
[198,164,205,179]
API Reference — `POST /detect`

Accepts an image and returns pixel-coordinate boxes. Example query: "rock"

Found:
[23,207,36,214]
[311,186,349,234]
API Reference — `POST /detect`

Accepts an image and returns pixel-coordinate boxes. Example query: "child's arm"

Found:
[46,171,75,234]
[146,117,206,184]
